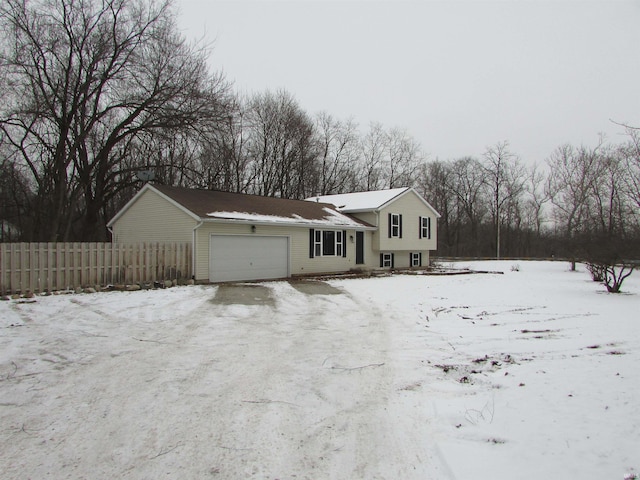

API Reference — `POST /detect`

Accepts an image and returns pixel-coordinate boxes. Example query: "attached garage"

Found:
[209,235,289,282]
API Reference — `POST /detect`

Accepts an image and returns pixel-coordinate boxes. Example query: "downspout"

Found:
[375,209,380,246]
[192,220,203,281]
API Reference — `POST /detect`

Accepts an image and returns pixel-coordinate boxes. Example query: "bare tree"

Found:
[447,157,487,255]
[482,141,526,258]
[588,145,629,237]
[192,95,254,193]
[0,155,31,241]
[313,112,359,195]
[418,160,459,255]
[244,90,316,199]
[0,0,230,240]
[545,142,605,243]
[385,127,423,189]
[621,128,640,211]
[523,162,550,238]
[357,122,387,191]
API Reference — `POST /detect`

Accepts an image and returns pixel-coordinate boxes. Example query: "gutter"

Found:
[200,217,376,231]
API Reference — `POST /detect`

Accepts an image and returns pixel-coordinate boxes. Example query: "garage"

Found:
[209,235,289,282]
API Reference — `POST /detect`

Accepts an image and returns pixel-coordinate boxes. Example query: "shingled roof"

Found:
[135,184,373,228]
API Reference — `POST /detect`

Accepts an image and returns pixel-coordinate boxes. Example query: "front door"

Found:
[356,231,364,265]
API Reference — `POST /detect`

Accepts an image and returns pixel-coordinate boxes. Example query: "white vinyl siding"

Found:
[194,223,367,281]
[379,191,437,252]
[110,188,196,244]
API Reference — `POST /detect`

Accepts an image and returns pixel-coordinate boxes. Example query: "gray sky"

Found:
[176,0,640,164]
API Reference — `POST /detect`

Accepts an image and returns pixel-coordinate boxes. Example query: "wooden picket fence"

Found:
[0,242,192,294]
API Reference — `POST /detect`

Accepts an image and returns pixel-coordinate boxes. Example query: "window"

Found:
[336,231,344,257]
[389,213,402,238]
[310,229,346,257]
[380,252,394,268]
[419,216,431,239]
[411,252,422,267]
[314,230,322,257]
[322,230,335,255]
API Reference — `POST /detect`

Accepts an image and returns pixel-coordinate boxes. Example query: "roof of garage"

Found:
[111,183,374,228]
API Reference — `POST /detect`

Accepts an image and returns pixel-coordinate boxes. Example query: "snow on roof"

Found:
[206,207,366,227]
[122,184,374,228]
[307,187,410,212]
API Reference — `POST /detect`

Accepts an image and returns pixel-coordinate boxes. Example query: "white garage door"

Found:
[209,235,289,282]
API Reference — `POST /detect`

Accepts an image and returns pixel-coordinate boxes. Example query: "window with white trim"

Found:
[411,252,421,267]
[311,229,346,257]
[381,252,393,267]
[390,213,401,237]
[314,230,322,257]
[420,216,431,239]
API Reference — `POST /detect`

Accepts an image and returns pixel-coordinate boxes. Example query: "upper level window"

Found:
[389,213,402,238]
[420,216,431,239]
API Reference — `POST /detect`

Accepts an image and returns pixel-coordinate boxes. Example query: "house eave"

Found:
[378,187,442,219]
[200,217,376,230]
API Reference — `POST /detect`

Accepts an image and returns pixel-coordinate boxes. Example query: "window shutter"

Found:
[419,252,422,266]
[309,229,315,258]
[388,213,392,238]
[379,253,384,267]
[399,215,403,238]
[409,252,413,265]
[418,216,422,239]
[427,217,431,239]
[391,253,395,268]
[343,230,347,257]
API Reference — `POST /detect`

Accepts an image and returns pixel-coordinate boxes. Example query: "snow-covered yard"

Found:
[1,261,638,479]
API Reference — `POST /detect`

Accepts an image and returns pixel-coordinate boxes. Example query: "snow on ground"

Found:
[0,261,638,479]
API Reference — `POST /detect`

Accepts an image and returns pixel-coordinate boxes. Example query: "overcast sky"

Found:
[176,0,640,164]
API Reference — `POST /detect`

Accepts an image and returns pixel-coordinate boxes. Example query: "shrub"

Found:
[602,263,635,293]
[585,262,605,282]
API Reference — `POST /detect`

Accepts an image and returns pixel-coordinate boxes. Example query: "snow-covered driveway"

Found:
[1,261,638,479]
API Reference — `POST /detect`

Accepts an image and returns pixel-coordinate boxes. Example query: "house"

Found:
[107,184,439,283]
[308,187,440,269]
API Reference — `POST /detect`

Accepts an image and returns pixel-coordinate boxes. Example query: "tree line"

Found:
[1,0,639,270]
